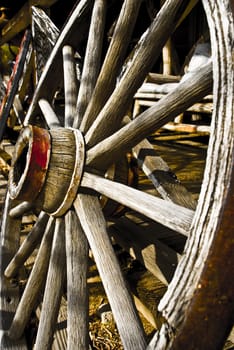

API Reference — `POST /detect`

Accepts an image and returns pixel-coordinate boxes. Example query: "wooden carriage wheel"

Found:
[0,0,233,349]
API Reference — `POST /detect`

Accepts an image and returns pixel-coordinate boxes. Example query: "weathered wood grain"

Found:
[74,0,107,129]
[132,138,197,210]
[32,6,60,82]
[24,0,94,125]
[8,216,55,340]
[80,0,142,133]
[86,61,212,169]
[75,193,147,349]
[81,172,194,235]
[34,218,66,350]
[0,193,27,348]
[148,0,234,348]
[108,217,181,285]
[63,45,79,128]
[65,210,89,349]
[84,0,190,147]
[5,211,50,278]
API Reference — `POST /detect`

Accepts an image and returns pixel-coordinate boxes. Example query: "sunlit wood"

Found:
[5,211,50,278]
[65,210,89,349]
[81,172,193,235]
[80,0,142,133]
[84,0,190,147]
[74,0,107,129]
[86,62,212,169]
[34,218,66,350]
[75,193,147,349]
[63,45,79,127]
[8,217,55,339]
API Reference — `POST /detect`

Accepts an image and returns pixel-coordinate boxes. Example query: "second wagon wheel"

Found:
[0,0,233,349]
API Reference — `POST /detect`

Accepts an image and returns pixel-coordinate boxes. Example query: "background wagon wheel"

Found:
[0,0,233,349]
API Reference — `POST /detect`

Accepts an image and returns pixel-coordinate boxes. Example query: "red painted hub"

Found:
[9,125,51,201]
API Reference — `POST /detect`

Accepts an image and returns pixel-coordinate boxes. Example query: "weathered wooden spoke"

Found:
[81,172,194,236]
[86,61,212,170]
[74,193,147,349]
[0,0,233,349]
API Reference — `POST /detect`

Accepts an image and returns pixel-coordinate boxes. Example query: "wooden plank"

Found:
[108,217,181,285]
[132,135,197,210]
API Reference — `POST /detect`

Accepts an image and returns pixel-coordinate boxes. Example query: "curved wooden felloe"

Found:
[0,0,233,349]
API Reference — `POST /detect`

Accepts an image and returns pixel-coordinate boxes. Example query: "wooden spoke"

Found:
[81,172,194,235]
[0,0,233,349]
[8,216,55,340]
[84,0,190,147]
[86,61,212,169]
[24,0,94,125]
[34,218,66,350]
[4,211,50,278]
[73,0,107,129]
[65,210,89,349]
[38,98,61,128]
[75,193,147,349]
[9,201,33,218]
[80,0,142,133]
[62,46,79,128]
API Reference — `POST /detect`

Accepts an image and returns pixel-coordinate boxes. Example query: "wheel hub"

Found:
[9,125,85,217]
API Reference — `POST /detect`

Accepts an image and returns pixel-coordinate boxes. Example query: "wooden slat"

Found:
[86,61,212,170]
[81,172,194,236]
[108,217,181,285]
[75,193,147,349]
[132,137,197,209]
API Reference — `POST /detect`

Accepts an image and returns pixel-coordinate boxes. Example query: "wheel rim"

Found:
[1,0,233,349]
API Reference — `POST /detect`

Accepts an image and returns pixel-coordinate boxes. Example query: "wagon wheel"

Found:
[1,0,233,349]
